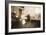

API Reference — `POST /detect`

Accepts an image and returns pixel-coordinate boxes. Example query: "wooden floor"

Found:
[11,19,40,29]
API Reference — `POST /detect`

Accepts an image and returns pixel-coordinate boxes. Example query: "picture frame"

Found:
[5,0,45,35]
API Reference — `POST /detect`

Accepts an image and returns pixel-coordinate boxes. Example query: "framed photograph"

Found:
[5,0,45,35]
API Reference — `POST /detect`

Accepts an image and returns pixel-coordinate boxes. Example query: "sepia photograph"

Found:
[8,2,44,33]
[11,6,41,28]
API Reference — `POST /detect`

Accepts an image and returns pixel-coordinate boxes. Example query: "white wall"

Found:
[23,6,41,16]
[0,0,46,35]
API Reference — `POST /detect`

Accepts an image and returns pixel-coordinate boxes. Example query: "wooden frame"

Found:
[5,0,45,35]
